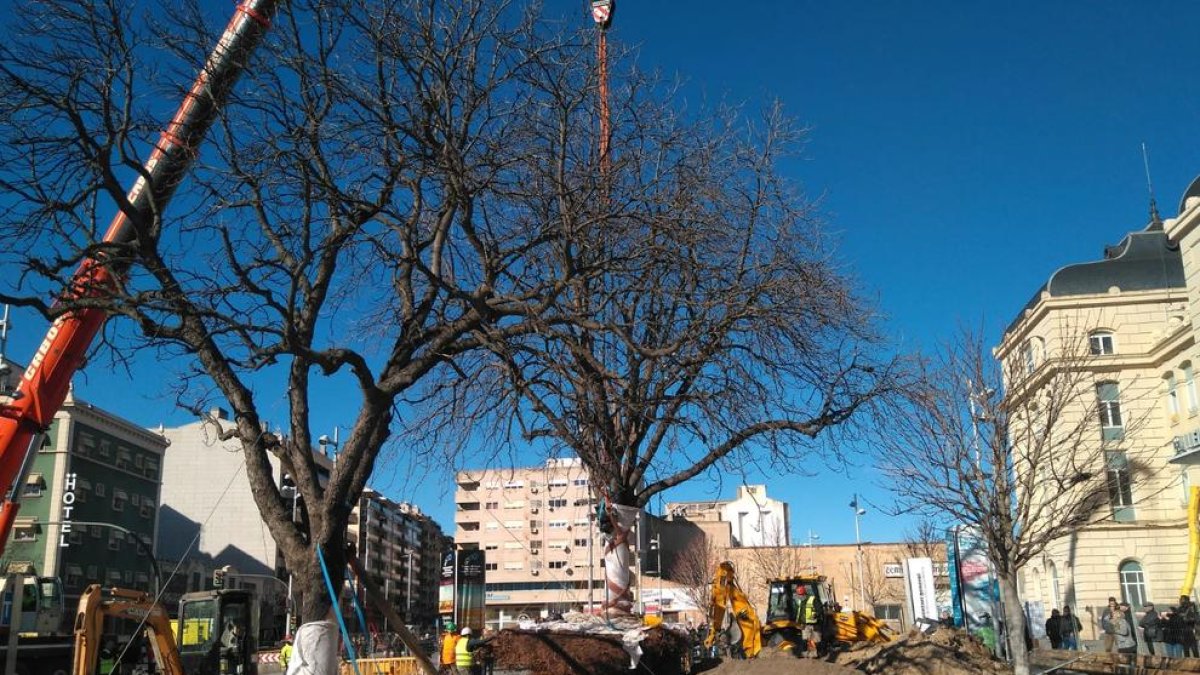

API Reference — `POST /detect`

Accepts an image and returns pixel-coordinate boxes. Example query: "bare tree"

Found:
[901,518,947,563]
[434,88,901,615]
[873,331,1156,675]
[0,0,602,622]
[670,537,722,616]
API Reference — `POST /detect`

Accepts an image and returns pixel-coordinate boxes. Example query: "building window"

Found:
[1107,451,1135,522]
[503,501,525,510]
[112,490,128,512]
[1021,338,1042,375]
[143,461,159,479]
[1089,330,1115,356]
[484,502,498,510]
[1118,560,1147,609]
[116,449,132,470]
[1167,373,1180,418]
[1096,382,1124,441]
[548,520,568,530]
[548,479,568,488]
[548,561,567,570]
[140,499,154,519]
[483,543,498,551]
[95,482,106,498]
[1186,362,1198,415]
[21,474,45,498]
[89,525,102,539]
[484,563,497,571]
[548,499,567,509]
[13,523,38,542]
[503,520,524,530]
[503,562,523,571]
[873,604,902,621]
[574,538,588,547]
[572,478,589,487]
[503,480,524,490]
[108,531,122,551]
[1049,562,1061,610]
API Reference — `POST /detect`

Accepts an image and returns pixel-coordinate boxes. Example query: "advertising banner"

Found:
[903,557,938,622]
[438,551,456,619]
[457,549,487,632]
[947,526,999,634]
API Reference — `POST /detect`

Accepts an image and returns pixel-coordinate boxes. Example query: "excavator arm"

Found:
[705,561,762,659]
[73,585,185,675]
[0,0,280,555]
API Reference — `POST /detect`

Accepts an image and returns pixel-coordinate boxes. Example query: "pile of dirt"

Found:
[487,627,690,675]
[834,627,1010,675]
[701,647,855,674]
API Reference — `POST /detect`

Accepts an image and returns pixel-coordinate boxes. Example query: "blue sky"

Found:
[6,1,1200,546]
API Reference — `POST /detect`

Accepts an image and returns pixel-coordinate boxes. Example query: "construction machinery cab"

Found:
[175,588,258,675]
[762,575,838,652]
[765,576,836,625]
[0,563,65,636]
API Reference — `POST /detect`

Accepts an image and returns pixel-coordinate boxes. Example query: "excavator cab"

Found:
[762,575,836,651]
[176,589,258,675]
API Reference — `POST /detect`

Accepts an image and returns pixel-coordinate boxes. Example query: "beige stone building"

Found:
[718,542,947,630]
[999,200,1195,640]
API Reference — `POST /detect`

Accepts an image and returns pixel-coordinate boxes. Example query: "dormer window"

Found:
[1089,330,1115,356]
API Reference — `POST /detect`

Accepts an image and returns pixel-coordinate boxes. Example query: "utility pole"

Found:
[807,530,820,573]
[851,495,867,611]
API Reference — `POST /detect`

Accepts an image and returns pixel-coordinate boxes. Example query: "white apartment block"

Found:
[665,484,791,547]
[454,457,607,626]
[999,199,1194,639]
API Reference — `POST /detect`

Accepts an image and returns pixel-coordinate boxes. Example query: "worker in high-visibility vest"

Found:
[454,627,478,674]
[440,623,459,673]
[795,586,822,657]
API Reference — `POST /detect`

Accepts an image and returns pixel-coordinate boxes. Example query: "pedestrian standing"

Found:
[1164,608,1185,658]
[1113,609,1137,655]
[1101,597,1118,653]
[1061,606,1082,651]
[440,623,459,674]
[1119,602,1138,654]
[1182,595,1200,657]
[1139,603,1161,656]
[1045,609,1064,649]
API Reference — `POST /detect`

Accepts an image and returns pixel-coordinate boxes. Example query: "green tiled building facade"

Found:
[2,392,167,604]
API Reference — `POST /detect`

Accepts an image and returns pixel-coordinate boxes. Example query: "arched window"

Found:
[1118,560,1147,609]
[1090,330,1116,356]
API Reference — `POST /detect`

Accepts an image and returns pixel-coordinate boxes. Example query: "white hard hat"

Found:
[461,627,471,636]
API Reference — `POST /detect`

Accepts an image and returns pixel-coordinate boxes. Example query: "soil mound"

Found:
[487,627,690,675]
[835,627,1010,675]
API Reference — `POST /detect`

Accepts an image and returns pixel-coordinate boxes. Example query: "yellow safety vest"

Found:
[455,636,473,667]
[279,643,293,669]
[798,597,818,624]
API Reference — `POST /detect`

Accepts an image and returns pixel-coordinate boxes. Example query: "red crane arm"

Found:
[0,0,280,552]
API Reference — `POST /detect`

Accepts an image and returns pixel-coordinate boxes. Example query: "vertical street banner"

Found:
[948,526,998,634]
[946,527,963,626]
[904,557,938,622]
[439,551,456,621]
[457,549,486,631]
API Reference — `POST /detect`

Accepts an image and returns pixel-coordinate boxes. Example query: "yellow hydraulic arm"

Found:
[706,561,762,659]
[1182,486,1200,598]
[73,585,185,675]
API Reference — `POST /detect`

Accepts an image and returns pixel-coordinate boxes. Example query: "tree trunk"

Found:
[289,543,346,625]
[600,503,638,617]
[999,570,1030,675]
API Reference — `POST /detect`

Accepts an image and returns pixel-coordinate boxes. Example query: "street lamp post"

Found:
[806,530,820,573]
[405,550,414,623]
[649,535,662,617]
[282,483,300,633]
[850,495,867,612]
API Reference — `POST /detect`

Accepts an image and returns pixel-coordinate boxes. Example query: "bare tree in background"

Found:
[671,537,722,616]
[435,91,902,616]
[873,331,1156,675]
[902,518,947,563]
[0,0,609,622]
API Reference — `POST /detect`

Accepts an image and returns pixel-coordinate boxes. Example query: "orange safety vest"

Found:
[440,633,459,665]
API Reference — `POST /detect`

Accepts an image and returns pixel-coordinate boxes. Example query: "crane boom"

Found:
[0,0,280,552]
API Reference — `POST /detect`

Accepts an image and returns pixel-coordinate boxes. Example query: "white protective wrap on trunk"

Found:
[286,620,340,675]
[601,503,638,616]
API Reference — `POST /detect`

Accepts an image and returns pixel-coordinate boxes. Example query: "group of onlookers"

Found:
[1045,595,1200,657]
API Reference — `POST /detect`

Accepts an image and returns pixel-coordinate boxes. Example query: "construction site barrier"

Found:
[339,657,423,675]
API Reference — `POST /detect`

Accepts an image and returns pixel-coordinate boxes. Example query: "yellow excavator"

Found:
[705,562,891,659]
[762,574,892,653]
[705,561,762,658]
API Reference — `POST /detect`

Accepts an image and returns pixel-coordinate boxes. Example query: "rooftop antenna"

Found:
[1143,142,1162,227]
